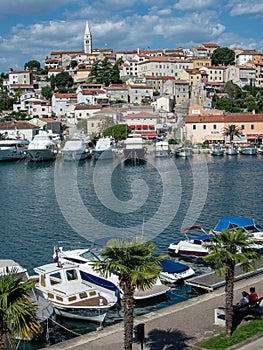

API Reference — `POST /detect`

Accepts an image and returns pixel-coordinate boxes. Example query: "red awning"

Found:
[149,125,155,129]
[130,125,135,129]
[142,133,157,138]
[247,134,258,140]
[143,125,148,129]
[136,125,142,129]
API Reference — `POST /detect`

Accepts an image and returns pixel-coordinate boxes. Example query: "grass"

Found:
[199,318,263,350]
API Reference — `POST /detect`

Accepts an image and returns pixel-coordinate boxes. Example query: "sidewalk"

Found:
[44,274,263,350]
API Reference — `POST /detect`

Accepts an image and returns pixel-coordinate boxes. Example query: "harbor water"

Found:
[1,152,263,348]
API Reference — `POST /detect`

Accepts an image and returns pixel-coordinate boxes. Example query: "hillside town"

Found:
[1,20,263,146]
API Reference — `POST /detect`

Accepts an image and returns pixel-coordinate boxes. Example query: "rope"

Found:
[48,317,82,336]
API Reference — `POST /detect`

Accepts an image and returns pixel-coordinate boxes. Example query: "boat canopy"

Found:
[213,216,255,233]
[158,259,189,273]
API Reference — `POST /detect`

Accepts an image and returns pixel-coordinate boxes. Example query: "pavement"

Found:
[43,274,263,350]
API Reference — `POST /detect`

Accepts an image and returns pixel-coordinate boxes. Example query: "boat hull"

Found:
[63,150,91,161]
[0,149,27,161]
[93,149,114,160]
[154,150,170,158]
[27,149,57,162]
[123,148,146,164]
[240,148,257,155]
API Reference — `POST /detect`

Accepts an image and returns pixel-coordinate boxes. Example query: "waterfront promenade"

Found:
[45,274,263,350]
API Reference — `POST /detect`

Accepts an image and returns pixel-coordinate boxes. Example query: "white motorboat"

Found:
[240,147,257,155]
[174,147,193,158]
[0,139,28,161]
[225,144,239,155]
[154,141,171,158]
[33,262,117,324]
[92,137,116,160]
[54,242,170,301]
[123,134,146,163]
[210,144,224,156]
[168,226,214,257]
[62,137,92,161]
[27,131,61,162]
[156,258,195,283]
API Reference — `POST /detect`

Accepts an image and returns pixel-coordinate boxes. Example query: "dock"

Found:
[185,261,263,293]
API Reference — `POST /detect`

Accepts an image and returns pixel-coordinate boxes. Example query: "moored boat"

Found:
[0,139,28,161]
[154,141,171,158]
[174,147,193,158]
[92,137,116,160]
[123,134,146,164]
[211,144,224,156]
[27,131,61,162]
[225,144,239,155]
[62,137,92,161]
[33,262,117,324]
[157,258,195,283]
[240,147,257,155]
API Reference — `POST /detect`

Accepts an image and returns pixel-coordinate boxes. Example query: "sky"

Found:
[0,0,263,73]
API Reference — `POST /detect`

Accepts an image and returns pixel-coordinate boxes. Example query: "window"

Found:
[203,125,206,130]
[193,125,196,130]
[251,124,254,130]
[213,124,217,130]
[241,125,245,130]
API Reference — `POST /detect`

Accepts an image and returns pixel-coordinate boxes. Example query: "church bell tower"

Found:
[84,21,92,54]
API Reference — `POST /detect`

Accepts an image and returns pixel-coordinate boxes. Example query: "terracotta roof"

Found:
[129,85,153,89]
[201,43,219,48]
[75,104,101,110]
[0,121,39,129]
[105,84,128,90]
[9,70,31,74]
[125,112,158,119]
[51,50,85,55]
[54,93,77,98]
[39,118,61,123]
[186,113,263,123]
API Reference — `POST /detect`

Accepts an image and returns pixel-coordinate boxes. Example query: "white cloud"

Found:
[174,0,219,11]
[228,0,263,16]
[0,0,75,15]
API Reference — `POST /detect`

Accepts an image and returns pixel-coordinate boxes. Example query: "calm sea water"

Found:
[1,153,263,348]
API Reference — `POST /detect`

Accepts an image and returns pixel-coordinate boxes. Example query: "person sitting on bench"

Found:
[248,287,259,306]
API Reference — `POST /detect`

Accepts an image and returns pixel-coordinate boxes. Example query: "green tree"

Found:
[41,86,53,100]
[92,238,162,350]
[204,229,260,337]
[24,60,41,70]
[103,124,131,141]
[211,48,235,66]
[245,95,257,112]
[0,271,41,349]
[88,58,121,86]
[223,124,242,143]
[70,60,78,69]
[54,72,73,90]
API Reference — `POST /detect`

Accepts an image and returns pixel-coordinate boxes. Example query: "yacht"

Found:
[27,131,61,162]
[92,137,116,160]
[225,144,239,155]
[174,147,193,158]
[210,144,224,156]
[0,139,28,161]
[123,134,146,164]
[62,137,92,161]
[154,141,171,158]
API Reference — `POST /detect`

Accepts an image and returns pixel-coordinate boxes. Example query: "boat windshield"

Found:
[243,225,263,233]
[80,250,100,261]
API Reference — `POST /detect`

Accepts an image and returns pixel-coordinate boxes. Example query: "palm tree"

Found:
[0,271,41,349]
[223,124,242,143]
[91,237,163,350]
[203,229,261,337]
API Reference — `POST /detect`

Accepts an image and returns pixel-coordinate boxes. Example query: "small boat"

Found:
[0,139,28,161]
[154,141,171,158]
[123,134,147,164]
[225,144,239,155]
[92,137,116,160]
[27,131,61,162]
[156,258,195,283]
[62,137,92,161]
[174,147,193,158]
[33,262,117,324]
[55,241,170,300]
[211,144,224,156]
[168,226,214,257]
[240,147,257,155]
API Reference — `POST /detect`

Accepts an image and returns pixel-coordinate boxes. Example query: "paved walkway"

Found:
[44,274,263,350]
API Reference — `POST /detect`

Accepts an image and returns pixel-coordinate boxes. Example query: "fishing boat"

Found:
[62,137,92,161]
[154,141,171,158]
[27,131,61,162]
[225,144,239,155]
[123,134,146,164]
[92,137,116,160]
[54,241,170,300]
[210,144,224,156]
[0,139,28,161]
[33,262,117,324]
[168,226,214,257]
[240,147,257,155]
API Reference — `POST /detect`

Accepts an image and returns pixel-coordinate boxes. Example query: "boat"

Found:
[168,226,215,257]
[27,131,61,162]
[225,144,239,155]
[0,139,28,161]
[156,258,195,283]
[92,137,116,160]
[62,137,92,161]
[0,259,54,339]
[123,134,147,164]
[33,262,118,324]
[154,141,171,158]
[174,147,193,158]
[54,241,170,300]
[240,147,257,155]
[212,216,263,242]
[210,144,224,156]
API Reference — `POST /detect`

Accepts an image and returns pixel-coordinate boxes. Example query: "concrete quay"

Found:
[44,274,263,350]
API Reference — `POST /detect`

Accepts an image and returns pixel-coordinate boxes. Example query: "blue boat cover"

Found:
[213,217,255,233]
[192,234,214,241]
[158,259,189,273]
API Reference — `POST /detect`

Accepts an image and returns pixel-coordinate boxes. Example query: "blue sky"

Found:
[0,0,263,73]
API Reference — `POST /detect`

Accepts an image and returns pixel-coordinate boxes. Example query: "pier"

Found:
[185,261,263,293]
